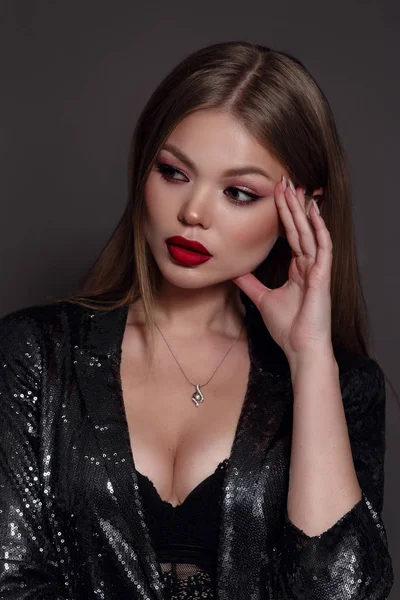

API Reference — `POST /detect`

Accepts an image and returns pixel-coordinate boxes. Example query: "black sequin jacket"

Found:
[0,300,394,599]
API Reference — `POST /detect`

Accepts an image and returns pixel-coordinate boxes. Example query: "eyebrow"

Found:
[161,143,273,181]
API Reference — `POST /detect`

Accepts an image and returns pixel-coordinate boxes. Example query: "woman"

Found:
[0,41,394,599]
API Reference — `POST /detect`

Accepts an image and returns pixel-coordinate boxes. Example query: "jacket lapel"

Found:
[74,303,165,599]
[216,306,293,599]
[75,301,292,600]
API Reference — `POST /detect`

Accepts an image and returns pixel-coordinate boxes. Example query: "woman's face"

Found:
[144,109,288,289]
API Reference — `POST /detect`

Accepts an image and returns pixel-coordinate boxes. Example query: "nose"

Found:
[178,187,213,229]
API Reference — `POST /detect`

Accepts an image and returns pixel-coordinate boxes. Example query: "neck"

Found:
[132,279,246,340]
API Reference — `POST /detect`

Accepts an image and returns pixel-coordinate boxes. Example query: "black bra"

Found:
[135,458,230,577]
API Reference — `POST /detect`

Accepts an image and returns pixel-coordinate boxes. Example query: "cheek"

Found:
[143,176,165,225]
[229,207,279,252]
[142,180,162,245]
[219,206,280,275]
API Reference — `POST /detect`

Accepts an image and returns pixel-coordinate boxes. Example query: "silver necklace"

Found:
[153,317,245,407]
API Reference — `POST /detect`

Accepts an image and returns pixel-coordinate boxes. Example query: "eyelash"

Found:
[154,162,262,206]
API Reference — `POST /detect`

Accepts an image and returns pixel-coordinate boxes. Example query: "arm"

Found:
[0,310,70,599]
[270,350,394,599]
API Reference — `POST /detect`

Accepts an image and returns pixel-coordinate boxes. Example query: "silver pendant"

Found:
[191,384,204,407]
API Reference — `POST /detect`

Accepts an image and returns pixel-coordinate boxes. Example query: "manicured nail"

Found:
[288,178,297,197]
[312,199,320,215]
[281,175,287,191]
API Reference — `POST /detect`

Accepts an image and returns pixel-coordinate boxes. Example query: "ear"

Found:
[305,186,324,218]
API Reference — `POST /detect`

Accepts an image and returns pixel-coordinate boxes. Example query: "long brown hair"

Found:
[57,41,377,369]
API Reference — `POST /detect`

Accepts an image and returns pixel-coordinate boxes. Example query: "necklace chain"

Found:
[153,317,245,406]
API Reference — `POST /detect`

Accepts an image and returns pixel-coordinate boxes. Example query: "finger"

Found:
[275,179,303,257]
[297,186,307,212]
[308,201,333,280]
[285,183,317,258]
[231,272,272,310]
[297,187,309,215]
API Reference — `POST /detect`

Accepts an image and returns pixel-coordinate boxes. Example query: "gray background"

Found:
[1,0,398,593]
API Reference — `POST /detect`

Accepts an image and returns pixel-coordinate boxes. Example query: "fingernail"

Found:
[288,178,297,197]
[281,175,287,191]
[312,199,320,215]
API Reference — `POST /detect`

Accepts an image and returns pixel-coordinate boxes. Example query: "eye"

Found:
[154,162,261,206]
[225,187,261,205]
[155,162,186,182]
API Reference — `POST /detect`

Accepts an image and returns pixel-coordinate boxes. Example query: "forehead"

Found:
[161,109,284,178]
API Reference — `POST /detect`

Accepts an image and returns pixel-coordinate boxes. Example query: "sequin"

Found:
[0,301,394,599]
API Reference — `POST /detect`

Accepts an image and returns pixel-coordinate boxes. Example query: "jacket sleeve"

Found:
[270,355,394,600]
[0,310,70,599]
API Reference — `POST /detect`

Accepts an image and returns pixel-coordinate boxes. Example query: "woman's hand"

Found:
[232,176,333,364]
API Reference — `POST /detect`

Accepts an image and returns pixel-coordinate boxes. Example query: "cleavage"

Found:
[135,457,230,509]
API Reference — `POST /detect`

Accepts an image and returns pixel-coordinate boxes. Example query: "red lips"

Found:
[165,236,212,256]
